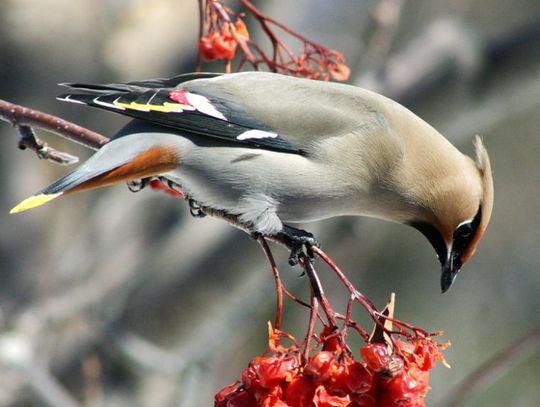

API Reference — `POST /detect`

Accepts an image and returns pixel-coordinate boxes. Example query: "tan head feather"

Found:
[460,136,493,264]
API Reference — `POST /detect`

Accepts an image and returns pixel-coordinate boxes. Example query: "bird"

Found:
[10,71,493,293]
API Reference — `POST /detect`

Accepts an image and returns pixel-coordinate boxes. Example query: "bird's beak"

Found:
[440,247,461,293]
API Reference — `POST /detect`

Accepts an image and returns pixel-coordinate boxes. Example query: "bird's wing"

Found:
[58,73,302,154]
[58,72,387,155]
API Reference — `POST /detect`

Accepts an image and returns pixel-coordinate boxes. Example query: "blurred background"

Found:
[1,0,540,406]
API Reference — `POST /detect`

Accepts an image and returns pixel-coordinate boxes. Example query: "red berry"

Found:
[149,179,163,191]
[383,365,429,405]
[199,34,219,61]
[224,390,258,407]
[260,385,285,407]
[211,33,237,60]
[323,364,349,396]
[313,385,351,407]
[397,338,447,372]
[351,393,378,407]
[262,398,289,407]
[395,340,416,365]
[215,382,242,406]
[305,351,340,383]
[345,360,373,394]
[361,344,390,372]
[284,376,315,407]
[241,358,264,392]
[320,327,342,353]
[379,392,425,407]
[257,355,298,389]
[413,339,439,371]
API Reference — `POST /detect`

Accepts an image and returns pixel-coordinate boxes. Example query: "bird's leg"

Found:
[278,224,320,266]
[163,177,183,194]
[188,199,207,218]
[126,177,151,192]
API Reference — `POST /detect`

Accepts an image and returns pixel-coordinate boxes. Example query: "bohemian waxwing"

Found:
[10,72,493,292]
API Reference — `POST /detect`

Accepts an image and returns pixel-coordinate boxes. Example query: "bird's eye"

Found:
[452,208,482,262]
[454,223,473,240]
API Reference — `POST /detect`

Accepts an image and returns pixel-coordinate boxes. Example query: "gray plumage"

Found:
[12,72,494,292]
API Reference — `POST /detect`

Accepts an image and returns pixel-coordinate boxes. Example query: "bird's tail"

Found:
[10,135,177,214]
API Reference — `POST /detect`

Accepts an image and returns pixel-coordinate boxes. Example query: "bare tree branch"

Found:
[0,99,108,156]
[16,123,78,165]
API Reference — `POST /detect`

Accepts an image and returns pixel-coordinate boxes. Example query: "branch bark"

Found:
[0,99,108,154]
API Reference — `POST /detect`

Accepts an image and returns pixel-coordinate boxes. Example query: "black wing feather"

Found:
[128,72,222,88]
[58,74,303,154]
[61,72,222,92]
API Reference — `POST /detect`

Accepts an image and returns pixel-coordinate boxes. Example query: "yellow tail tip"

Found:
[9,193,62,214]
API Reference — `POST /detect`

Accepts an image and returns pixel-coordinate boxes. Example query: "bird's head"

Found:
[410,136,493,293]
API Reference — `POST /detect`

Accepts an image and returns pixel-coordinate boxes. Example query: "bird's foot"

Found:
[281,225,319,266]
[164,177,183,194]
[126,177,151,192]
[189,199,207,218]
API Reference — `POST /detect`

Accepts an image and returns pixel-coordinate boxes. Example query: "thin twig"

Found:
[282,286,311,309]
[0,99,108,150]
[311,246,432,348]
[196,0,205,72]
[334,313,370,341]
[303,285,319,362]
[311,246,379,315]
[300,255,338,330]
[200,0,349,80]
[257,236,284,330]
[16,124,79,165]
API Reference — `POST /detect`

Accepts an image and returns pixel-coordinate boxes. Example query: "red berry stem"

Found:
[197,0,350,80]
[257,236,284,331]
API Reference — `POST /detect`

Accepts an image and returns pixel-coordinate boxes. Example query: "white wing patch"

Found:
[56,95,88,105]
[236,129,278,141]
[185,92,227,120]
[93,97,126,110]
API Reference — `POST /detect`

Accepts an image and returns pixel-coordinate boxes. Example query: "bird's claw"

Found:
[189,199,206,218]
[288,237,318,266]
[126,177,151,192]
[163,177,183,194]
[282,226,319,266]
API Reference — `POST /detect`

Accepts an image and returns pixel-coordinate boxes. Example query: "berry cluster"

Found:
[215,327,448,407]
[198,0,350,80]
[199,19,249,62]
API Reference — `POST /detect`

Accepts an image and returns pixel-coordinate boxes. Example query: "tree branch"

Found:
[0,99,109,161]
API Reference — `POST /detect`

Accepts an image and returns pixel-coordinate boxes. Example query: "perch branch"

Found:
[0,99,108,165]
[257,236,284,330]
